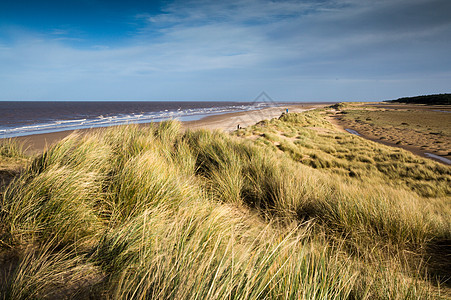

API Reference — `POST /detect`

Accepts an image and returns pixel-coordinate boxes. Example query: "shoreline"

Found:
[2,103,321,154]
[3,102,450,167]
[327,108,451,166]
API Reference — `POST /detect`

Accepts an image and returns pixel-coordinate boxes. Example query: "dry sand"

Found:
[184,104,317,131]
[4,104,321,154]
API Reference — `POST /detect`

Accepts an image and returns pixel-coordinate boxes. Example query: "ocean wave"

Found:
[0,102,275,138]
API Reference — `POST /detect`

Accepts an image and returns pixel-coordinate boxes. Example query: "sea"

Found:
[0,101,284,138]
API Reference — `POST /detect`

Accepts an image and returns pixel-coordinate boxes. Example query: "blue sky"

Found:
[0,0,450,102]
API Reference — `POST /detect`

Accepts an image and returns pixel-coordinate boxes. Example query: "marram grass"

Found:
[0,113,450,299]
[0,139,26,159]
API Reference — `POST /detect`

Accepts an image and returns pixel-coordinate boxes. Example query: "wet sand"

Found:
[3,104,320,154]
[327,104,451,165]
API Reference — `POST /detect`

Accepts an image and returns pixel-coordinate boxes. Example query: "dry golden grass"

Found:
[0,140,29,201]
[235,110,450,197]
[0,114,449,299]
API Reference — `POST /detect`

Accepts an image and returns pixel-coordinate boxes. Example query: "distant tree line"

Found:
[385,93,451,105]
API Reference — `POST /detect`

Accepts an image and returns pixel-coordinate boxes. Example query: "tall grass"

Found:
[0,116,449,298]
[236,111,451,197]
[3,241,102,299]
[0,139,26,159]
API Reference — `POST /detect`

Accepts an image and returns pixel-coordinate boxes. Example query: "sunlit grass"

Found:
[236,111,450,197]
[0,139,27,159]
[0,113,449,298]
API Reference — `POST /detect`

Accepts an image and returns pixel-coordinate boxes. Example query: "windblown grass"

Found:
[0,139,26,159]
[0,114,450,299]
[236,111,450,197]
[0,139,29,201]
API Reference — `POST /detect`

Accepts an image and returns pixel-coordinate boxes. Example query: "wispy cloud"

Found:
[0,0,450,101]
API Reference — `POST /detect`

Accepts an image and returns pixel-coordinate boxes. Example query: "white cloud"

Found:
[0,0,450,100]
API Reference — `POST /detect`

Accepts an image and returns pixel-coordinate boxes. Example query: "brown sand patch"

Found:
[329,103,451,165]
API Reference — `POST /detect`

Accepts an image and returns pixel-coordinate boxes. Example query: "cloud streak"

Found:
[0,0,450,101]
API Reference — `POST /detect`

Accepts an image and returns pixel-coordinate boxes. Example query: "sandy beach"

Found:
[3,103,322,154]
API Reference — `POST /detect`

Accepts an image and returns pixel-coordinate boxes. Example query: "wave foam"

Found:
[0,102,275,138]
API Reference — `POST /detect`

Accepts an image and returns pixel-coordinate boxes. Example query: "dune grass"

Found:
[236,111,450,197]
[0,139,29,203]
[0,139,27,160]
[0,114,450,299]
